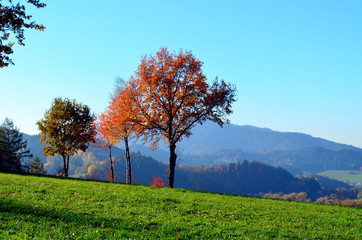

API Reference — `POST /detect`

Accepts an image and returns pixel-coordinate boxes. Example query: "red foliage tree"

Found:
[121,48,236,188]
[99,80,136,184]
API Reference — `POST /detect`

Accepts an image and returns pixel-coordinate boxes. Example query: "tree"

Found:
[27,156,46,174]
[37,97,96,177]
[99,80,135,184]
[0,126,7,164]
[0,118,32,172]
[123,48,236,187]
[94,116,117,182]
[0,0,46,68]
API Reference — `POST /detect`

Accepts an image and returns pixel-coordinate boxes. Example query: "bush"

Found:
[149,176,167,187]
[341,200,362,208]
[263,192,310,202]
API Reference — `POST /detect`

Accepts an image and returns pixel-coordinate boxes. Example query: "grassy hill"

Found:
[0,173,361,239]
[318,170,362,184]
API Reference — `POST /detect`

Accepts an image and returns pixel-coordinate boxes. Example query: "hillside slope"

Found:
[47,151,321,199]
[0,173,361,239]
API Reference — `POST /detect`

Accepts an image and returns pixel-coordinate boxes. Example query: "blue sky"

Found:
[0,1,361,147]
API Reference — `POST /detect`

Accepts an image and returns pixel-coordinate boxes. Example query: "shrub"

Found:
[263,192,310,202]
[149,176,167,187]
[341,200,362,208]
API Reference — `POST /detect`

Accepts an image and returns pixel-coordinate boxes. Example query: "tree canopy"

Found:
[117,48,236,187]
[0,0,46,68]
[37,97,96,177]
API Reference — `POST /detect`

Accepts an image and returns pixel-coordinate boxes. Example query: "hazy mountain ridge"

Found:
[24,122,360,156]
[23,123,362,175]
[175,122,361,154]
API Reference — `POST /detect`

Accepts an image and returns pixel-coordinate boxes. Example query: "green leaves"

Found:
[0,0,46,67]
[37,97,96,176]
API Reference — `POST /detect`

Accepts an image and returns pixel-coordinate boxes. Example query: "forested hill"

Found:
[175,122,361,154]
[23,122,362,174]
[178,147,362,174]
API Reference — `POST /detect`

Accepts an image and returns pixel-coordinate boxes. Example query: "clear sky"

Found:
[0,1,361,147]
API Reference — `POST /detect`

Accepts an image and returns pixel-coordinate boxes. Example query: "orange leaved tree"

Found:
[123,48,236,188]
[94,115,117,182]
[100,80,135,184]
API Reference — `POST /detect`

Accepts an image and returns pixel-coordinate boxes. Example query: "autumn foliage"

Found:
[37,98,96,177]
[263,192,310,202]
[98,80,135,184]
[149,176,167,187]
[113,48,236,188]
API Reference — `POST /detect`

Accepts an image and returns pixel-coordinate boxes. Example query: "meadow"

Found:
[0,173,361,239]
[318,170,362,184]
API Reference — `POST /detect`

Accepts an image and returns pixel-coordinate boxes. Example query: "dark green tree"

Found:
[0,0,46,68]
[0,118,32,172]
[0,125,8,169]
[37,97,96,177]
[27,156,46,174]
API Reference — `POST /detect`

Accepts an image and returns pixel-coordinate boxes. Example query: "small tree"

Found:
[37,98,96,177]
[123,48,236,187]
[28,156,46,174]
[99,79,136,184]
[94,118,117,182]
[0,118,32,172]
[0,0,46,68]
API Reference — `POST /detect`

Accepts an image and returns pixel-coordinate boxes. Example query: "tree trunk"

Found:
[66,155,70,177]
[108,145,114,182]
[168,143,177,188]
[62,154,69,177]
[61,154,66,176]
[124,136,132,184]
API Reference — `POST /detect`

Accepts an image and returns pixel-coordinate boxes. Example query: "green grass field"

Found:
[0,173,361,239]
[318,170,362,183]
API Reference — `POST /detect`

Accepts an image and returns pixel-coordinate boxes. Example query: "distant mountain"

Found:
[23,122,362,175]
[175,121,360,154]
[24,122,361,157]
[23,134,45,159]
